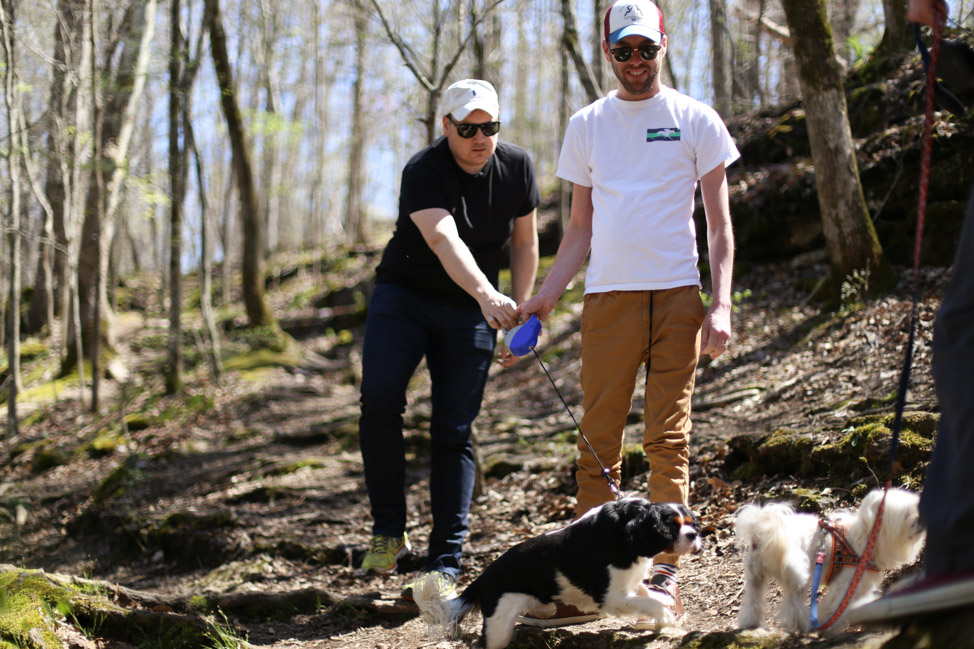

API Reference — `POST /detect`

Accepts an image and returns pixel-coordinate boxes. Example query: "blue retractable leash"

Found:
[505,316,621,498]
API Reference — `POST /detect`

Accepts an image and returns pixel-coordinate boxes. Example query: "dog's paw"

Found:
[643,587,676,608]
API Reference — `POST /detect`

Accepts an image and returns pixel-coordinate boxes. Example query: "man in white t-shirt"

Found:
[519,0,739,625]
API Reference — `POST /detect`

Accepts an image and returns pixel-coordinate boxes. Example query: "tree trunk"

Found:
[592,0,606,93]
[166,0,185,395]
[560,0,601,104]
[832,0,861,68]
[257,0,281,259]
[1,0,23,434]
[88,0,103,411]
[26,0,84,335]
[344,1,367,246]
[204,0,274,327]
[187,116,223,382]
[779,0,883,286]
[876,0,912,61]
[710,0,732,117]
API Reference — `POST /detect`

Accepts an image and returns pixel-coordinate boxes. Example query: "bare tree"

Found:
[876,0,912,61]
[344,0,367,245]
[166,0,186,394]
[710,0,732,117]
[779,0,884,287]
[371,0,505,144]
[204,0,275,327]
[26,0,86,335]
[560,0,602,104]
[1,0,22,434]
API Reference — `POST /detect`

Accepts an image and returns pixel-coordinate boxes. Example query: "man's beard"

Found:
[616,68,659,97]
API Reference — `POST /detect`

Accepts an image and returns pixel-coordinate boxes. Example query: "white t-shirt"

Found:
[557,86,740,294]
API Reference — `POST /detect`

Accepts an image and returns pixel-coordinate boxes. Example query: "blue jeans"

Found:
[359,282,496,579]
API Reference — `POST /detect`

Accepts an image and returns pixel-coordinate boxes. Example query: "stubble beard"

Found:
[618,68,658,98]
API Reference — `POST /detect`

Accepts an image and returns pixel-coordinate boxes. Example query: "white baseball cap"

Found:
[604,0,665,45]
[438,79,500,121]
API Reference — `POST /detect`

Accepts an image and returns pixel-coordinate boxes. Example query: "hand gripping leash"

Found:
[506,316,622,499]
[813,7,946,632]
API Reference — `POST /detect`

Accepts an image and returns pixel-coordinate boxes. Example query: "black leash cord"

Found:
[530,347,621,498]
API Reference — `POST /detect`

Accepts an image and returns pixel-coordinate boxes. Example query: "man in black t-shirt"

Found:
[358,79,540,599]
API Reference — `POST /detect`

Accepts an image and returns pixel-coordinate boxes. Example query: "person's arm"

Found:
[410,207,518,330]
[908,0,947,26]
[497,209,540,367]
[509,209,539,306]
[699,163,734,359]
[518,184,594,322]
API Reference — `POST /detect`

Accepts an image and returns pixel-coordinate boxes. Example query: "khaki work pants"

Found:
[575,286,705,565]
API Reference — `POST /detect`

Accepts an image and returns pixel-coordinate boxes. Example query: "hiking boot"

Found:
[360,532,410,574]
[517,601,600,627]
[401,570,457,601]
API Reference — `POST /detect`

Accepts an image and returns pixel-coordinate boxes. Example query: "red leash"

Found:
[815,8,946,631]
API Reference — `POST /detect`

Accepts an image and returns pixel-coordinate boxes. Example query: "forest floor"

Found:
[0,252,966,649]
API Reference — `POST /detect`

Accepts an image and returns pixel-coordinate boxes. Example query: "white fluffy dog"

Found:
[735,488,925,634]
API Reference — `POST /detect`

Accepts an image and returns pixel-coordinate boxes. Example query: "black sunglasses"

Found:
[609,44,661,63]
[448,114,501,138]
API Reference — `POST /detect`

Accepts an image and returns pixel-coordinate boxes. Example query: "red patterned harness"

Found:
[818,518,880,585]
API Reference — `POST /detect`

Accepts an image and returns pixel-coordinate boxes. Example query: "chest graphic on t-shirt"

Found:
[646,127,681,142]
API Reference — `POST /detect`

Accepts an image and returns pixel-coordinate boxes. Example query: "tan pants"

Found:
[575,287,705,565]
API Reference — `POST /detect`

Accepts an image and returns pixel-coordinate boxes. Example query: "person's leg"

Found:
[921,190,974,575]
[576,291,649,517]
[423,304,496,580]
[643,285,705,566]
[359,283,429,538]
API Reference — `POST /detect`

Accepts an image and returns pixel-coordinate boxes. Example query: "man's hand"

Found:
[908,0,947,27]
[479,291,518,330]
[495,342,520,367]
[517,291,558,323]
[700,303,731,359]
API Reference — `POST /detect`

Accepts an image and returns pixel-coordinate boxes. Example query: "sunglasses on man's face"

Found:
[448,114,501,138]
[609,44,661,63]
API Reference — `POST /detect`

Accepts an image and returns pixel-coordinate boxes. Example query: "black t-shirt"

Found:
[375,137,540,308]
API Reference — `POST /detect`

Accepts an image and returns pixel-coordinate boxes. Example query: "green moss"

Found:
[679,629,788,649]
[86,429,127,457]
[32,442,69,473]
[620,444,647,482]
[484,456,522,480]
[94,455,145,502]
[268,458,327,476]
[0,570,74,649]
[123,413,153,432]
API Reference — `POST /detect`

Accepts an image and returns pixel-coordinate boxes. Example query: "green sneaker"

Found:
[401,570,457,601]
[360,532,410,574]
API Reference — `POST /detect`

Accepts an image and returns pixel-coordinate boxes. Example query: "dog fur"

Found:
[735,488,925,634]
[415,498,702,649]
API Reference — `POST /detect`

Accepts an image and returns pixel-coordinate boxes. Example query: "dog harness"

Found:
[809,517,880,626]
[808,518,879,629]
[819,518,880,584]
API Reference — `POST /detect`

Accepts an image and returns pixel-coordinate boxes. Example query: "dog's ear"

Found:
[624,502,674,557]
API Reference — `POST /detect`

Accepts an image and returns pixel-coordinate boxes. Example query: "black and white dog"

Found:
[415,498,702,649]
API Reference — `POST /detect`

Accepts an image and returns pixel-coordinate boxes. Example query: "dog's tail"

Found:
[413,574,476,640]
[735,502,795,567]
